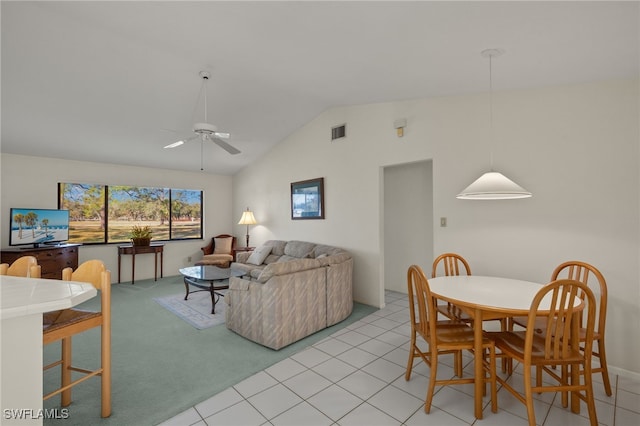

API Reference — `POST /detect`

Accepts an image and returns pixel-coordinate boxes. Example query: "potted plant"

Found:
[130,225,152,246]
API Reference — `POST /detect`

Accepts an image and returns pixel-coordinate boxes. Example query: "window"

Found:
[59,183,202,244]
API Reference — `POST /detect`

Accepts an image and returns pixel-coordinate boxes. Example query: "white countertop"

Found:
[0,275,97,320]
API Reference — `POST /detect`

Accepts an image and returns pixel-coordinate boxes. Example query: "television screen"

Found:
[9,208,70,247]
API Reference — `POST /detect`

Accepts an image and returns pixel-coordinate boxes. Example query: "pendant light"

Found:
[456,49,532,200]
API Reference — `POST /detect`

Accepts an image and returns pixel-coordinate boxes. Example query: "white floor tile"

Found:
[333,329,372,346]
[404,405,469,425]
[306,384,363,421]
[366,385,424,423]
[203,400,267,426]
[337,370,387,400]
[336,346,378,369]
[357,338,397,357]
[616,387,640,414]
[313,337,353,356]
[349,323,387,338]
[270,401,333,426]
[336,401,401,426]
[290,346,333,368]
[265,357,308,382]
[195,387,244,418]
[283,369,332,399]
[233,371,278,398]
[615,406,640,426]
[157,407,203,426]
[248,383,303,420]
[312,357,357,383]
[360,357,406,384]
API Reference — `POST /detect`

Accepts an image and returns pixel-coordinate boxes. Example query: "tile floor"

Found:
[160,291,640,426]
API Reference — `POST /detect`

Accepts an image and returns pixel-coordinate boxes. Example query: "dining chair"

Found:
[405,264,497,414]
[43,260,112,418]
[488,279,598,426]
[0,255,41,278]
[432,252,508,372]
[510,261,612,396]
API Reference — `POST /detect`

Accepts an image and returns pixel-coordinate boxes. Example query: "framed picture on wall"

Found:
[291,178,324,220]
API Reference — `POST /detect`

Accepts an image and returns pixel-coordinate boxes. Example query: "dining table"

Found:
[428,275,582,420]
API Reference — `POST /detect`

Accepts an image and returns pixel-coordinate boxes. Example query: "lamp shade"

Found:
[238,210,257,225]
[456,171,532,200]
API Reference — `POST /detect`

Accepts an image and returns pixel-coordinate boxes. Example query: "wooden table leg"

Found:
[131,253,136,284]
[154,252,158,281]
[474,307,483,419]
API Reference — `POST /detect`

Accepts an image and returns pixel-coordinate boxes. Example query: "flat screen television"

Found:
[9,208,70,248]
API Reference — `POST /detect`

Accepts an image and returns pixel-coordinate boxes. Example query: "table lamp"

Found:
[238,207,257,248]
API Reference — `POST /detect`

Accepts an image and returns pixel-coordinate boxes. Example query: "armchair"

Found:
[197,234,236,268]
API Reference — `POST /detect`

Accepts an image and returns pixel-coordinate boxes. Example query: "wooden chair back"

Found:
[0,255,41,278]
[431,253,471,278]
[45,259,111,418]
[407,264,435,339]
[526,279,596,363]
[551,261,606,337]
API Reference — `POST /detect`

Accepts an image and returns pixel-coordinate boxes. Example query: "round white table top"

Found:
[428,275,547,314]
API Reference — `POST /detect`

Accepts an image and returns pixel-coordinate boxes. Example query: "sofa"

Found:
[225,240,353,350]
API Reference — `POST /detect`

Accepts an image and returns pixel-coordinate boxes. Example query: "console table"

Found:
[1,244,80,279]
[117,243,164,284]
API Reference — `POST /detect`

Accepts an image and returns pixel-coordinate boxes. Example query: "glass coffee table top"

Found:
[179,265,245,281]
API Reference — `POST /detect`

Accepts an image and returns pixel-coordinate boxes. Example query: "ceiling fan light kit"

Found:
[457,49,532,201]
[163,70,241,168]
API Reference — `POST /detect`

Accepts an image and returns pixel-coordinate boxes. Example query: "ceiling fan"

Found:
[163,71,240,158]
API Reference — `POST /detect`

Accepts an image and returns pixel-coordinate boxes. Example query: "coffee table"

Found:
[179,265,245,314]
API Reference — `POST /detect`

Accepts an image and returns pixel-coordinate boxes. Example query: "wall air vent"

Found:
[331,124,346,141]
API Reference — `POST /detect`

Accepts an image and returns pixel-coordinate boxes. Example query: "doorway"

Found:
[382,160,433,294]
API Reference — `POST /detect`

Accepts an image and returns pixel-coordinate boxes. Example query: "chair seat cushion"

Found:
[43,309,101,333]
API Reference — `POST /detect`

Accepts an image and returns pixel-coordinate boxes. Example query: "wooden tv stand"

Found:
[1,244,80,279]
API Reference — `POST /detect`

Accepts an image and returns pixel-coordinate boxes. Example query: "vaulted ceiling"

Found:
[2,1,638,174]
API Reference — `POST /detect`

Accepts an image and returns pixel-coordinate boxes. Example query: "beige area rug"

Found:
[153,289,226,329]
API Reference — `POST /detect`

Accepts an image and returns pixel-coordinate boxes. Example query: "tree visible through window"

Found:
[58,183,202,244]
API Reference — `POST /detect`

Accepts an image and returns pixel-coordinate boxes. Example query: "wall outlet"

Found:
[187,256,192,263]
[440,217,447,227]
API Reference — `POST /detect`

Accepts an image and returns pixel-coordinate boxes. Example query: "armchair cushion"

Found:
[213,237,233,254]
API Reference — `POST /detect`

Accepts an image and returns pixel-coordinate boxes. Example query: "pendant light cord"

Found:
[488,52,494,171]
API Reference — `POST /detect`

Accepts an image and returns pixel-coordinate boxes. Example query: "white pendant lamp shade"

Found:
[457,171,532,200]
[457,48,532,201]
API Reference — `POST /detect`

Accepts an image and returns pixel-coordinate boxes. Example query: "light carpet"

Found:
[154,289,226,329]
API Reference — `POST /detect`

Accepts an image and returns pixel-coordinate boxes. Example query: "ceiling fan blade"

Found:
[163,134,198,149]
[214,132,230,139]
[211,136,241,155]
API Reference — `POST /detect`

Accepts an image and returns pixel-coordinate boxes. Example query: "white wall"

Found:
[1,154,233,281]
[232,79,640,374]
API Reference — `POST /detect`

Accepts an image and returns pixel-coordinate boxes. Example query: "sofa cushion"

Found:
[284,241,316,258]
[214,237,233,254]
[264,240,287,256]
[263,254,281,264]
[276,255,297,263]
[247,245,272,265]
